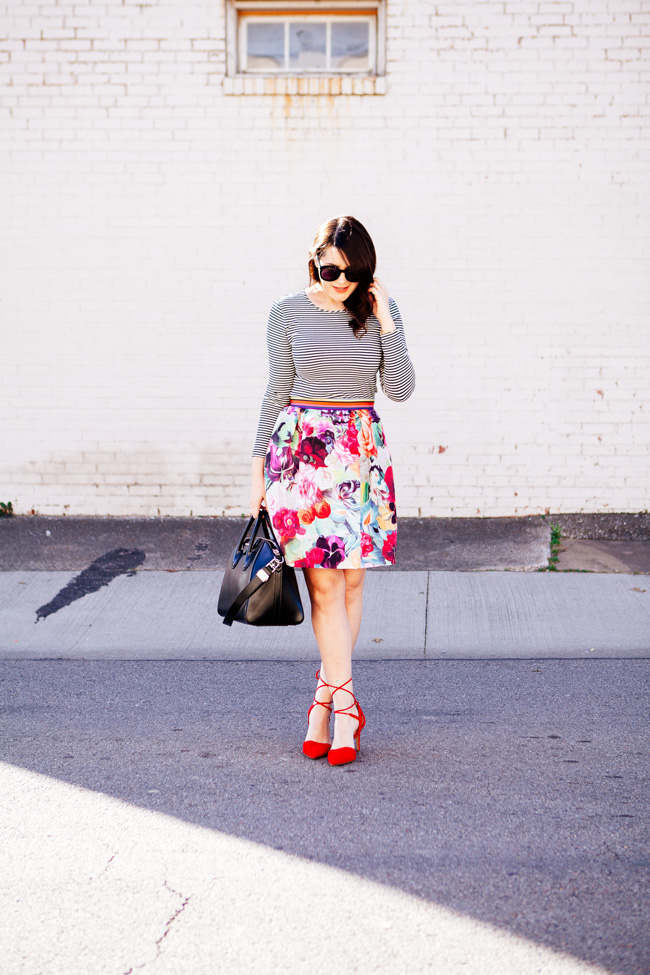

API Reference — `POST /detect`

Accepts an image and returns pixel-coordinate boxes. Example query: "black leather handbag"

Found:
[218,507,304,627]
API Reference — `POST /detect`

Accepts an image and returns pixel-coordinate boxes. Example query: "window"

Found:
[241,17,376,74]
[225,1,386,94]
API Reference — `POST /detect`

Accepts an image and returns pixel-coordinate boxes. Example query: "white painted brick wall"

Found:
[1,1,649,517]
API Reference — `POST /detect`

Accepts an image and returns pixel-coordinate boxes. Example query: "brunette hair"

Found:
[308,215,376,337]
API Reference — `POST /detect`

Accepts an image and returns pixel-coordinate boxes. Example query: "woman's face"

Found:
[317,245,360,302]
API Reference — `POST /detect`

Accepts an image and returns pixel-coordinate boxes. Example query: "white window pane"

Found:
[331,22,370,70]
[289,23,326,70]
[247,23,284,70]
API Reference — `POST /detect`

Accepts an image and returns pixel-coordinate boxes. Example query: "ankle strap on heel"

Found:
[323,676,366,766]
[309,668,333,714]
[320,676,364,729]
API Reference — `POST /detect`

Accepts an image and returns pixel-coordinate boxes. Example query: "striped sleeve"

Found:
[379,298,416,402]
[252,301,295,458]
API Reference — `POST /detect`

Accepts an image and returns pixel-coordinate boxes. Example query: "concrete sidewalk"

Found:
[2,569,649,659]
[2,513,649,660]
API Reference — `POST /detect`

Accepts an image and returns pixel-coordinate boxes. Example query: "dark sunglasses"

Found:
[315,256,365,283]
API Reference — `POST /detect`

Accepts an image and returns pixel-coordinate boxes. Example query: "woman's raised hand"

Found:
[368,277,395,332]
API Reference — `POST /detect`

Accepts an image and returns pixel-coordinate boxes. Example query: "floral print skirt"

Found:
[264,401,397,569]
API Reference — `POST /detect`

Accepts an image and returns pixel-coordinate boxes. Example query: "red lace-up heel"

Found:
[325,676,366,767]
[302,669,333,759]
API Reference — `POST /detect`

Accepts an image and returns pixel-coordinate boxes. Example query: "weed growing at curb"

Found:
[538,523,561,571]
[0,501,14,517]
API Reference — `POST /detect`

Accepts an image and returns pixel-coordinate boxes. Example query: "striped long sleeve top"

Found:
[252,289,416,457]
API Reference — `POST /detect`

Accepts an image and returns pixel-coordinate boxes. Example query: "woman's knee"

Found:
[305,568,346,607]
[344,569,366,597]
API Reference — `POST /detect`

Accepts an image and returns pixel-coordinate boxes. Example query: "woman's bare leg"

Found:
[318,568,366,687]
[303,566,366,750]
[343,568,366,650]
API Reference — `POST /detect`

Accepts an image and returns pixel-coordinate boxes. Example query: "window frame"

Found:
[226,0,386,80]
[240,14,377,75]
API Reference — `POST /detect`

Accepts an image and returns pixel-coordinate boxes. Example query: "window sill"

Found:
[222,75,386,96]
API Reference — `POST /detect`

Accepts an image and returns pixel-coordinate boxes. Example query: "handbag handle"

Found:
[232,506,279,568]
[232,515,256,567]
[249,506,275,546]
[245,507,282,567]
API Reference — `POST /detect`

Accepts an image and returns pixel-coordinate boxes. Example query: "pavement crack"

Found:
[154,880,192,955]
[423,571,430,658]
[121,878,192,974]
[110,876,193,974]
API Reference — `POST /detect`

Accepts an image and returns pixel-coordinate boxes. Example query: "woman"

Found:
[249,215,415,766]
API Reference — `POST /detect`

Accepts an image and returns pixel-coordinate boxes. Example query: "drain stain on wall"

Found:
[35,548,146,622]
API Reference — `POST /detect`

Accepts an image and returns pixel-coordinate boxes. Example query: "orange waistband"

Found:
[289,398,374,408]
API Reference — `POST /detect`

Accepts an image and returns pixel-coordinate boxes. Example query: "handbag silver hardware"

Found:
[255,554,284,582]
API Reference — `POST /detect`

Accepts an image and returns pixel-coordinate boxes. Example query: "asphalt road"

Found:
[1,658,648,975]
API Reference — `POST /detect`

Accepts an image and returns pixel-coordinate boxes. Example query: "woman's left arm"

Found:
[369,278,416,402]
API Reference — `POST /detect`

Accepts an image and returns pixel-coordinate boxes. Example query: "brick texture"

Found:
[1,1,648,517]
